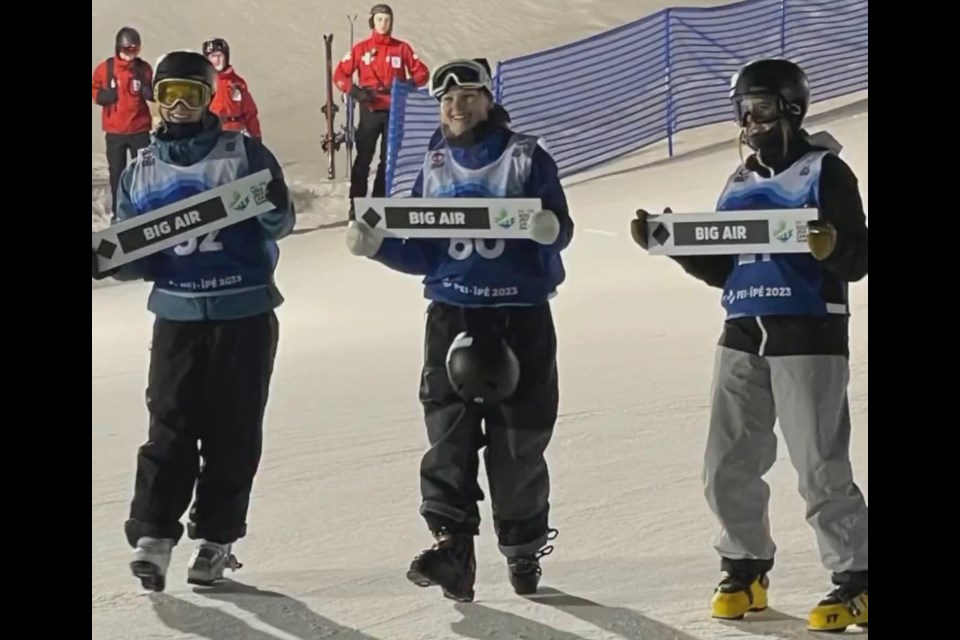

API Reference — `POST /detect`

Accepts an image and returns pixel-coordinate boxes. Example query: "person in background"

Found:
[203,37,262,139]
[334,3,429,209]
[91,26,154,214]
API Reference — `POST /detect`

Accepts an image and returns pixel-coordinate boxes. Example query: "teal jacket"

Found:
[111,113,295,321]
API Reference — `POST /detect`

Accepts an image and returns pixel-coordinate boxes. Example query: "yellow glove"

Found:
[806,221,837,260]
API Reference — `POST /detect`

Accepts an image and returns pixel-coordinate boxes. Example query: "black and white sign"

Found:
[353,197,543,239]
[92,169,274,272]
[645,209,819,256]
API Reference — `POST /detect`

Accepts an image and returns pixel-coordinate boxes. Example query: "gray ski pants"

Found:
[702,346,868,573]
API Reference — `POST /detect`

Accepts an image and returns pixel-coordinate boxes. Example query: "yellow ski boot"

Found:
[808,571,868,632]
[711,573,770,620]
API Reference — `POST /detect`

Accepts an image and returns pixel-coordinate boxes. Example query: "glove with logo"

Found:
[529,210,560,245]
[806,220,837,261]
[345,220,384,257]
[631,207,671,250]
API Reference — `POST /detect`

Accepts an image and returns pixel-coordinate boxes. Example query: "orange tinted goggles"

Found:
[155,79,211,110]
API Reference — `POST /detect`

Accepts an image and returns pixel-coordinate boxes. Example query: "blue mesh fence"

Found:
[384,0,867,196]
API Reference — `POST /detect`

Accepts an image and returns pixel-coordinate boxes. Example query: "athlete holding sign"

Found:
[346,58,573,602]
[94,50,294,593]
[632,59,868,632]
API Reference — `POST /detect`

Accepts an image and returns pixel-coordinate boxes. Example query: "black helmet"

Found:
[154,51,218,93]
[115,27,141,54]
[202,37,230,68]
[369,3,393,29]
[730,58,810,126]
[446,330,520,405]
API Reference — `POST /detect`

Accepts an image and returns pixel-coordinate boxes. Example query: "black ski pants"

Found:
[124,312,280,548]
[350,108,389,199]
[418,301,559,558]
[105,131,151,214]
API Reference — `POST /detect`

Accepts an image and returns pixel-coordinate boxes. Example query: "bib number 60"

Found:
[447,238,505,261]
[174,230,224,256]
[738,253,771,265]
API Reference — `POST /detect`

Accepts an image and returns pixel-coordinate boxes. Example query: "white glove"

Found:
[345,220,383,257]
[529,209,560,245]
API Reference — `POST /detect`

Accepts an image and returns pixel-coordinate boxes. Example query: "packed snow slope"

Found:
[91,0,731,229]
[91,106,873,639]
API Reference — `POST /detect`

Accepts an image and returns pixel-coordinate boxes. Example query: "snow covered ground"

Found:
[92,109,869,639]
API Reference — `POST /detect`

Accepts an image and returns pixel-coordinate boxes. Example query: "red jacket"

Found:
[334,32,429,112]
[209,67,262,138]
[91,56,153,135]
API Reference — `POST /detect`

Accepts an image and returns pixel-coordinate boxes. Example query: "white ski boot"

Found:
[130,536,175,592]
[186,540,243,586]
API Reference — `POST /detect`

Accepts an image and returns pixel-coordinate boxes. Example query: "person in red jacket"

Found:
[202,38,263,139]
[92,27,154,214]
[334,3,429,203]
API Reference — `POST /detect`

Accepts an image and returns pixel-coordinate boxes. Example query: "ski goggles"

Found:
[429,60,493,99]
[155,78,212,110]
[731,93,804,126]
[731,94,784,126]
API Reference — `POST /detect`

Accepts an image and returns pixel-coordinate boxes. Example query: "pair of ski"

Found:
[320,15,359,181]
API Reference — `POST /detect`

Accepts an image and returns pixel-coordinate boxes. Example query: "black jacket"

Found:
[675,132,868,357]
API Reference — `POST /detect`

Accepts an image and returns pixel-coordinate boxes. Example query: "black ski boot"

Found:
[406,530,476,602]
[507,528,558,595]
